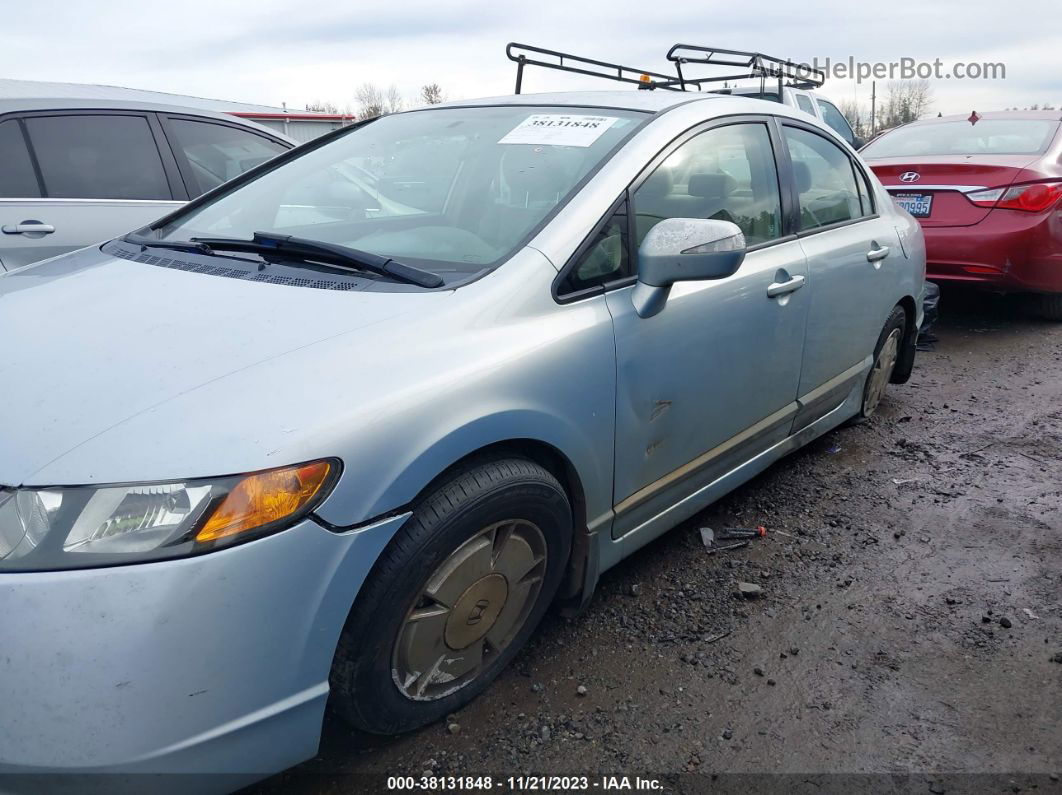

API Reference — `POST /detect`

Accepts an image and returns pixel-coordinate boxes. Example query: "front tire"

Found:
[855,305,907,420]
[330,457,571,735]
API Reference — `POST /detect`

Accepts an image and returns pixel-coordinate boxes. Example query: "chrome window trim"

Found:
[882,184,986,193]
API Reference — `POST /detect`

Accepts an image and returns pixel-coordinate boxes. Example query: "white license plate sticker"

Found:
[498,114,619,147]
[893,192,933,218]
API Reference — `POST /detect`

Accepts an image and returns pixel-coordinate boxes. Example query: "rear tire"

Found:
[853,305,907,422]
[1028,293,1062,321]
[330,457,571,735]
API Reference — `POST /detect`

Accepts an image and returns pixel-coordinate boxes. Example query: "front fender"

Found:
[314,405,612,530]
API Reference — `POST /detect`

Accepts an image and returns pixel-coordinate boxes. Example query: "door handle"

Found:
[866,244,890,262]
[2,222,55,235]
[767,275,806,297]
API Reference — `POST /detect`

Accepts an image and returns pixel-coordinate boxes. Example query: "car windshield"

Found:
[861,119,1058,157]
[154,106,646,273]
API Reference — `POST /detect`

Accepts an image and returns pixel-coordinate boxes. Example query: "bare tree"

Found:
[385,84,404,114]
[876,80,934,130]
[356,82,385,120]
[420,83,445,105]
[306,100,339,114]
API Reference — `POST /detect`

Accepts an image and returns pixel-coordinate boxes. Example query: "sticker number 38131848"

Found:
[498,114,619,147]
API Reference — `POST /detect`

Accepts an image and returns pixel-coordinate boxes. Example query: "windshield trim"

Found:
[131,104,654,279]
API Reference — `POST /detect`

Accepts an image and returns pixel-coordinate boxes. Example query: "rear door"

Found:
[1,112,183,270]
[780,121,900,426]
[157,115,289,198]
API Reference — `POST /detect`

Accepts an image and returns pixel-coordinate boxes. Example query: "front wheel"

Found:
[330,457,571,735]
[855,305,907,420]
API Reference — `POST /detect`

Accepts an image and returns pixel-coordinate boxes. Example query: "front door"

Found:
[0,113,182,270]
[605,119,809,538]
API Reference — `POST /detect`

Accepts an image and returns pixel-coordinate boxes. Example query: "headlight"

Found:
[0,459,337,571]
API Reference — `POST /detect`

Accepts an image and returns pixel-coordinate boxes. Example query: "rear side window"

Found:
[0,120,41,198]
[816,100,855,145]
[794,94,816,115]
[24,115,171,200]
[853,163,875,215]
[166,119,287,196]
[784,126,863,230]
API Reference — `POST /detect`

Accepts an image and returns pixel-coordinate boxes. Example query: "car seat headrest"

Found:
[638,166,675,200]
[688,172,737,200]
[791,160,813,194]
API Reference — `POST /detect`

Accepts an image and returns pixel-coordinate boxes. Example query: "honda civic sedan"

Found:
[862,111,1062,318]
[0,89,924,787]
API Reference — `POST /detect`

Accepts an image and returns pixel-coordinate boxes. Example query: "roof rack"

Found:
[666,44,825,92]
[504,42,827,96]
[506,43,684,94]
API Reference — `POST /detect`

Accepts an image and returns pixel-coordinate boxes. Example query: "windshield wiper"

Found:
[123,233,214,256]
[189,232,444,288]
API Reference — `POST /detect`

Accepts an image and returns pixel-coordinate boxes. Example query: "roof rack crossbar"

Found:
[506,43,684,94]
[666,44,826,91]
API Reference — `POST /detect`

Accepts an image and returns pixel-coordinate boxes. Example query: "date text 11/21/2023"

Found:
[386,775,664,791]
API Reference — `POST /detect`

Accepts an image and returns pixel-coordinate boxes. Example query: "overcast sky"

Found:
[1,0,1058,116]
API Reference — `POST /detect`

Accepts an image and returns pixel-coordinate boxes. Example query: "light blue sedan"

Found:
[0,87,924,787]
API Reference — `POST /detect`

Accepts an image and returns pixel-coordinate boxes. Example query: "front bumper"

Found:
[0,512,408,785]
[923,207,1062,293]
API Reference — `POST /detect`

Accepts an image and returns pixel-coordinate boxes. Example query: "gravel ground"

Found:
[254,288,1062,794]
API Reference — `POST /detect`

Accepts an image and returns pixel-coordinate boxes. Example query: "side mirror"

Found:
[632,218,746,318]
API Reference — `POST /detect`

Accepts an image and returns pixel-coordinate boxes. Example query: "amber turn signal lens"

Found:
[195,461,333,543]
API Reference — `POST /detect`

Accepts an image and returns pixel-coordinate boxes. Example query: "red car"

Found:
[861,111,1062,318]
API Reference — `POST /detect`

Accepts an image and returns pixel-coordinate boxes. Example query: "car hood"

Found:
[0,247,450,486]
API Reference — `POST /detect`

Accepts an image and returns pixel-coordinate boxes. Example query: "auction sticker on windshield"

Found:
[498,114,619,147]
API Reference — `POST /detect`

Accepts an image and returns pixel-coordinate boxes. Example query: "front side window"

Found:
[24,115,171,200]
[0,120,40,198]
[156,106,646,273]
[166,119,288,196]
[631,122,783,248]
[784,126,862,230]
[816,100,856,144]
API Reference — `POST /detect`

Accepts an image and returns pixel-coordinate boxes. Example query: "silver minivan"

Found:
[0,98,292,271]
[0,89,925,786]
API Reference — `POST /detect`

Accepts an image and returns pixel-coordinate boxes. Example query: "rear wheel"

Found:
[330,457,571,735]
[1028,293,1062,321]
[855,305,907,421]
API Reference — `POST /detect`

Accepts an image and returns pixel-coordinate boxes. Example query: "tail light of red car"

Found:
[965,180,1062,212]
